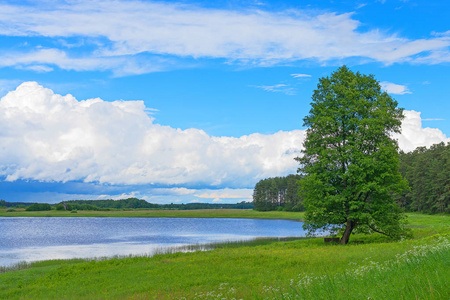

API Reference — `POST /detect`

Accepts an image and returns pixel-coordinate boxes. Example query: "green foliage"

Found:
[164,201,254,210]
[54,204,65,211]
[63,203,106,211]
[63,198,157,209]
[253,174,303,211]
[2,199,254,213]
[399,142,450,214]
[0,201,33,208]
[25,203,52,211]
[61,198,253,210]
[297,66,409,244]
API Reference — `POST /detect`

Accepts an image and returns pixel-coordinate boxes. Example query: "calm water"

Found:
[0,217,305,266]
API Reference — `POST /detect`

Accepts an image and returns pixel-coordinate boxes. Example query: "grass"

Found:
[0,212,448,299]
[0,208,305,220]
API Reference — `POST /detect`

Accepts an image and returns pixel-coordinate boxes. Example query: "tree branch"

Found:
[367,223,390,237]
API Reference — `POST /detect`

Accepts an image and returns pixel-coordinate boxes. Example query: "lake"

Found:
[0,217,305,267]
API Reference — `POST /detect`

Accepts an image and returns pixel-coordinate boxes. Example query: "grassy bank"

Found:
[0,213,448,299]
[0,208,305,220]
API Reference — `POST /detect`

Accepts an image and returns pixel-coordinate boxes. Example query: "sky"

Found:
[0,0,449,204]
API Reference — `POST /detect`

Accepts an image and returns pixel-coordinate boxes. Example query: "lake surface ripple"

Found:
[0,217,305,266]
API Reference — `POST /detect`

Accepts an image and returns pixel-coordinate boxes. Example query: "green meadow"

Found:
[0,208,304,219]
[0,211,449,299]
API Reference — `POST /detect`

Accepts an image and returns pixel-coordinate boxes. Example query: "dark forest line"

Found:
[399,142,449,213]
[253,142,449,214]
[0,198,253,211]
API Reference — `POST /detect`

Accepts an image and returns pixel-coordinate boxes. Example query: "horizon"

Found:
[0,0,449,204]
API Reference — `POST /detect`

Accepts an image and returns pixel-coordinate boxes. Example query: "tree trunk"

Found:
[340,219,355,245]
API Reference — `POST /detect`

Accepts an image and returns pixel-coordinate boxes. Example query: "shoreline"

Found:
[0,236,309,272]
[0,208,305,220]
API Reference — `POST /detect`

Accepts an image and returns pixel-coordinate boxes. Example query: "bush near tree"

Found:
[25,203,52,211]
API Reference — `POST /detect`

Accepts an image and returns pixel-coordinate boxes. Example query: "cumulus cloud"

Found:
[380,81,411,95]
[0,79,23,96]
[195,188,253,203]
[0,0,448,74]
[394,110,450,152]
[0,82,305,188]
[98,192,140,200]
[0,83,447,190]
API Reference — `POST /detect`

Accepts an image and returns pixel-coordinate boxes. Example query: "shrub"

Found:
[25,203,52,211]
[55,204,65,210]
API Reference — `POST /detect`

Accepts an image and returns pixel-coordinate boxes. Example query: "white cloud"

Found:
[0,79,23,96]
[151,188,196,196]
[194,188,253,199]
[394,110,450,152]
[0,82,305,188]
[0,83,447,190]
[291,74,311,78]
[422,118,444,121]
[0,48,172,76]
[380,81,411,95]
[253,84,296,95]
[100,192,139,200]
[432,30,450,37]
[0,0,448,75]
[356,3,368,9]
[20,65,54,73]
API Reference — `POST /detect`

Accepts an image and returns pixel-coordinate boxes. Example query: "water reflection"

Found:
[0,217,305,266]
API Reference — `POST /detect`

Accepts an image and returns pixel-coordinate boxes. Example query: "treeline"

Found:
[0,200,33,208]
[399,142,449,213]
[165,202,253,210]
[63,199,253,210]
[1,198,253,211]
[253,175,303,211]
[63,198,159,210]
[253,143,449,214]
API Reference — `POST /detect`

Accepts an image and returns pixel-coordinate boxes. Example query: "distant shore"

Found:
[0,208,305,220]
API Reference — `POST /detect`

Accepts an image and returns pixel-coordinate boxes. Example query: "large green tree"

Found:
[297,66,409,244]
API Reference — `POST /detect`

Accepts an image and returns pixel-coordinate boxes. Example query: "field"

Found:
[0,208,304,220]
[0,211,449,299]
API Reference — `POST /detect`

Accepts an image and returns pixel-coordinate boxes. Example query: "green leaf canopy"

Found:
[297,66,409,244]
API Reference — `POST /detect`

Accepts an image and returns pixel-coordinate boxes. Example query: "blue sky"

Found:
[0,0,449,204]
